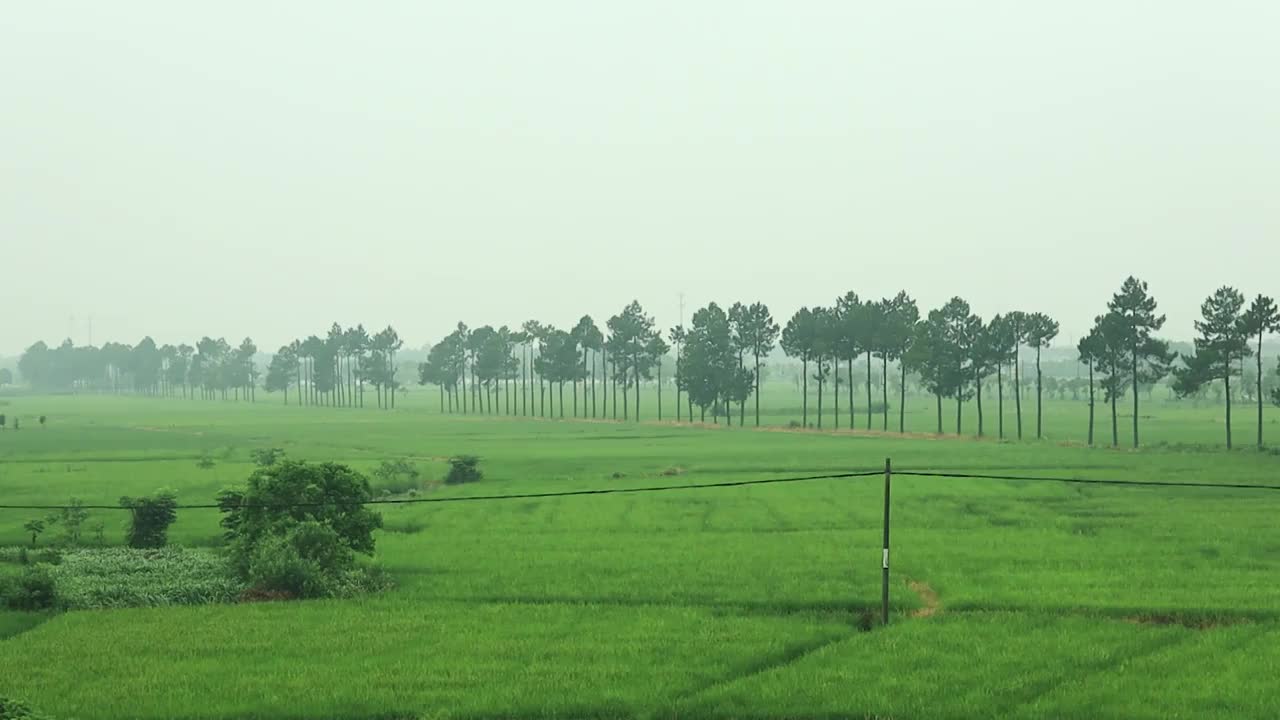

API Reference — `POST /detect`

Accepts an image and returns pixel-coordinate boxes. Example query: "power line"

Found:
[3,467,1275,513]
[894,470,1280,492]
[0,470,886,511]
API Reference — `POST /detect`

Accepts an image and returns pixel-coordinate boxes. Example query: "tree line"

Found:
[16,324,405,409]
[13,277,1280,449]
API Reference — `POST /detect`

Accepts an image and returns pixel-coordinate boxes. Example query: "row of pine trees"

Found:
[15,277,1280,449]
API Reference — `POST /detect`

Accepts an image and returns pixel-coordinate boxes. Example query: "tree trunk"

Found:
[865,350,873,430]
[1036,345,1043,439]
[1087,361,1095,446]
[634,360,641,422]
[1225,371,1233,449]
[754,352,762,426]
[882,356,889,431]
[674,350,681,423]
[848,357,855,430]
[976,371,984,437]
[1111,357,1120,447]
[899,363,907,433]
[834,358,840,430]
[816,364,824,430]
[935,393,942,433]
[658,363,663,421]
[623,367,630,421]
[997,364,1004,439]
[1014,345,1023,439]
[802,357,809,427]
[1131,344,1140,448]
[1257,332,1265,448]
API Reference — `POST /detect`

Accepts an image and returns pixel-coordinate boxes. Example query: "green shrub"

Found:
[444,456,483,485]
[372,459,421,494]
[0,696,54,720]
[247,522,351,598]
[2,567,58,611]
[250,448,286,467]
[196,455,216,469]
[45,499,89,547]
[120,490,178,548]
[0,547,59,565]
[218,461,383,587]
[244,522,390,599]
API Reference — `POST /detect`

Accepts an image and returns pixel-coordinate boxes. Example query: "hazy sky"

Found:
[4,2,1278,355]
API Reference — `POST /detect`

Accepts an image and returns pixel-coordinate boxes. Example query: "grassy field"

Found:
[0,392,1278,719]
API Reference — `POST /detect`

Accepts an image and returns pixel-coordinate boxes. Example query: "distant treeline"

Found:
[12,277,1280,449]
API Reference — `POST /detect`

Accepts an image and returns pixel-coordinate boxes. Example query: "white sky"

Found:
[3,2,1278,354]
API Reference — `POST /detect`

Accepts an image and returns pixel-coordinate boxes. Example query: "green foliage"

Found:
[245,522,379,599]
[0,696,54,720]
[444,455,483,485]
[119,490,178,548]
[21,520,44,548]
[1,567,58,611]
[372,459,422,493]
[43,500,88,547]
[47,548,243,609]
[249,448,286,467]
[680,303,753,420]
[195,455,216,470]
[217,461,383,579]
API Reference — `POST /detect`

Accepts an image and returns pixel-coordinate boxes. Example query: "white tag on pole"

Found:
[882,549,889,569]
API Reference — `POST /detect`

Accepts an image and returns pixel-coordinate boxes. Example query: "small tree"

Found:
[22,520,44,548]
[120,490,179,548]
[217,461,382,578]
[373,459,422,493]
[250,448,286,467]
[0,414,6,430]
[49,499,88,546]
[444,456,483,485]
[38,416,46,429]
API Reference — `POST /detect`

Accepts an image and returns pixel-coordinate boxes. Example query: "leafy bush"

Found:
[372,459,421,494]
[218,461,383,596]
[44,500,89,547]
[120,491,178,548]
[2,566,58,610]
[0,547,59,565]
[250,448,286,467]
[444,456,483,485]
[196,455,216,469]
[22,520,44,548]
[245,522,391,599]
[47,548,244,609]
[246,522,350,598]
[0,696,54,720]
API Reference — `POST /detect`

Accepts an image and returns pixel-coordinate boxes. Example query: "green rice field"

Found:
[0,391,1278,719]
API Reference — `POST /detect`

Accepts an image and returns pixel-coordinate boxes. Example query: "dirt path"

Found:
[908,580,941,618]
